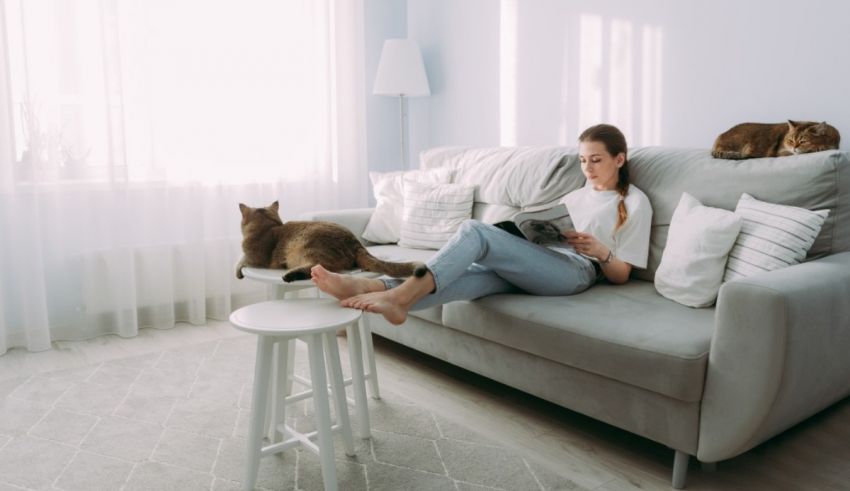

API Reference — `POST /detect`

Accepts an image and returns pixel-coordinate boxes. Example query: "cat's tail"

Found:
[355,248,428,278]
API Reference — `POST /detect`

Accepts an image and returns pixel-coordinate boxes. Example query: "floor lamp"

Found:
[373,39,430,169]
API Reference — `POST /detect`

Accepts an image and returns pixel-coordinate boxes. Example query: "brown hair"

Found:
[579,124,630,230]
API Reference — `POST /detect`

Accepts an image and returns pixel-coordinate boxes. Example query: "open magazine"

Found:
[493,203,574,245]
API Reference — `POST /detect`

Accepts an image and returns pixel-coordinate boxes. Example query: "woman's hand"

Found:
[562,230,632,284]
[562,231,609,261]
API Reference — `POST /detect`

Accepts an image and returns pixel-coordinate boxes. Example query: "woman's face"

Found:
[579,140,624,191]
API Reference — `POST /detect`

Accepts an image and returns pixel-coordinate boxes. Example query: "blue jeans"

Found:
[381,220,598,310]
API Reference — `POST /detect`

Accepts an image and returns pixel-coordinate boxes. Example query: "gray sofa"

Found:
[304,146,850,488]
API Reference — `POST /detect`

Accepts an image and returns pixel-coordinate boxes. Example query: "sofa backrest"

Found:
[628,147,849,280]
[420,146,850,280]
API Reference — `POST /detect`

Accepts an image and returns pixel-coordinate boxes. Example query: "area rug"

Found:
[0,334,577,491]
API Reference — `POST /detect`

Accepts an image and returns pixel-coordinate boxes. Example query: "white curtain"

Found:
[0,0,368,354]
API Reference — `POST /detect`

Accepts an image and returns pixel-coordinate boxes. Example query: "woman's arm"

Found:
[563,231,632,284]
[596,249,632,284]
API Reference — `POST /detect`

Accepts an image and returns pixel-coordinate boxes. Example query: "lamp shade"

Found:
[373,39,430,97]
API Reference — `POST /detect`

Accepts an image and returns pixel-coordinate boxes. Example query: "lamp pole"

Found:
[399,94,406,168]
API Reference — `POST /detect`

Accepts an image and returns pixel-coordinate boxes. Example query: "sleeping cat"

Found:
[712,120,840,159]
[236,201,427,282]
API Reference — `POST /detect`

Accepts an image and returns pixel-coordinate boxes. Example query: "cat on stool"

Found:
[236,201,426,282]
[712,120,840,159]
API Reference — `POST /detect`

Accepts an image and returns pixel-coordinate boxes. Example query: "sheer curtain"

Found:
[0,0,368,354]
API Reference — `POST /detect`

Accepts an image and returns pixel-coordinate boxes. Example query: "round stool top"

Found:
[229,299,362,336]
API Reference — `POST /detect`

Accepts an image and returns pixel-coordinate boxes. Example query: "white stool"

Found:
[241,267,381,440]
[230,299,365,491]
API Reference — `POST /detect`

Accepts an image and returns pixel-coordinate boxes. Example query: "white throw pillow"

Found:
[654,193,742,308]
[362,168,454,244]
[398,179,476,250]
[723,193,829,282]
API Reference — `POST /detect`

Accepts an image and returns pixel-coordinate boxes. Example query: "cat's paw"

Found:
[712,151,744,160]
[236,268,244,279]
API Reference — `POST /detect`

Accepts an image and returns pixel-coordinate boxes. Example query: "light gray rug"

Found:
[0,335,578,491]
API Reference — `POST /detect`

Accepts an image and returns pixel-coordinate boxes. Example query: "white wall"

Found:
[402,0,850,163]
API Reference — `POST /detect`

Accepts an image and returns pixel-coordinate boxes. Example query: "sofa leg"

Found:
[672,450,689,489]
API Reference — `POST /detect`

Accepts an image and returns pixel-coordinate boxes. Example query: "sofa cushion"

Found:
[362,167,454,244]
[441,280,714,402]
[723,193,828,282]
[654,192,742,308]
[629,147,849,281]
[420,146,586,210]
[398,180,476,250]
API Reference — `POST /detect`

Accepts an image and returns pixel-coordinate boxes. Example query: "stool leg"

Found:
[246,336,274,491]
[265,341,288,443]
[359,318,381,400]
[347,321,372,439]
[263,343,275,439]
[285,339,296,396]
[307,334,338,491]
[323,333,356,457]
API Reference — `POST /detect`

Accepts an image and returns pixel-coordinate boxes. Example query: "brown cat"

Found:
[236,201,426,282]
[712,120,840,159]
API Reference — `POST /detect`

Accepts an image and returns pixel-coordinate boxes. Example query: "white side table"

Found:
[240,267,380,441]
[230,299,361,491]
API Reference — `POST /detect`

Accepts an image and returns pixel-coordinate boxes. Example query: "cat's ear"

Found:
[812,122,827,135]
[787,120,800,129]
[270,201,280,212]
[239,203,250,218]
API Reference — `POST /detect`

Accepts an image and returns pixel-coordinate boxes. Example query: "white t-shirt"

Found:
[558,184,653,268]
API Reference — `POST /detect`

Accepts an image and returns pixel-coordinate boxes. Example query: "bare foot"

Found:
[341,290,412,325]
[310,264,384,300]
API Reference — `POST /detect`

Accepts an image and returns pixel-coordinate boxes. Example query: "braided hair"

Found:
[579,124,630,230]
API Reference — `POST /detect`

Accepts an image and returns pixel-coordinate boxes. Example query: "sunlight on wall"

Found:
[577,14,603,134]
[499,7,663,147]
[641,25,663,146]
[499,0,518,146]
[608,19,633,142]
[566,12,663,146]
[557,23,573,146]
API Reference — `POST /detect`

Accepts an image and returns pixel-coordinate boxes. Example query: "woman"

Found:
[311,124,653,325]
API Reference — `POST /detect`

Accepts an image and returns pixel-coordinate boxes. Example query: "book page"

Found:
[514,203,573,244]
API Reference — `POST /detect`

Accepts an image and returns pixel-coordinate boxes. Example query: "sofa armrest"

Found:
[298,207,375,241]
[698,252,850,462]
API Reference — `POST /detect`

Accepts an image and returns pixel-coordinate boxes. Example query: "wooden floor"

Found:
[2,321,849,491]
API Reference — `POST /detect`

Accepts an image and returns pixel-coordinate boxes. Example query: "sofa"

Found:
[303,146,850,488]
